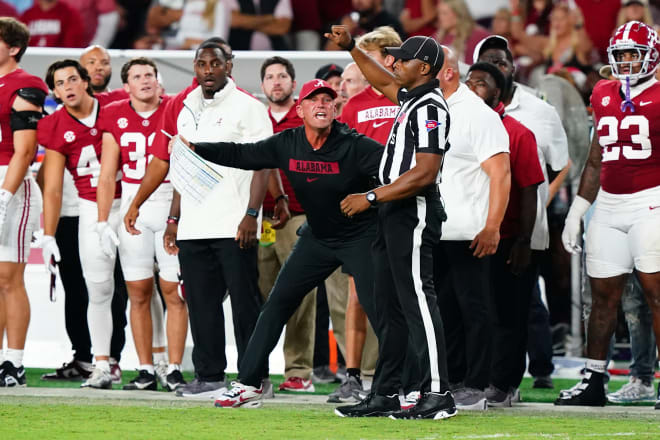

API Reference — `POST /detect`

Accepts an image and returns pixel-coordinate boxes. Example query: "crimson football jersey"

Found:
[0,69,48,166]
[591,79,660,194]
[98,97,170,184]
[21,2,84,48]
[339,86,399,145]
[38,99,121,201]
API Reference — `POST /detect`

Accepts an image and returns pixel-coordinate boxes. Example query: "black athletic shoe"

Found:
[0,361,27,387]
[166,370,187,392]
[41,359,93,381]
[334,393,400,417]
[554,370,606,406]
[389,391,457,420]
[122,370,157,391]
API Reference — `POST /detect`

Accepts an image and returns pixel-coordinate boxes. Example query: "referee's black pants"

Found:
[56,216,127,363]
[489,239,537,391]
[239,223,378,387]
[177,238,263,382]
[371,194,450,395]
[435,240,492,390]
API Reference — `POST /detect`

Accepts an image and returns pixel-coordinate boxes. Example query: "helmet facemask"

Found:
[608,43,659,85]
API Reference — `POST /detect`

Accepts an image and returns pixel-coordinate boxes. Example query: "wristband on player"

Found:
[275,194,289,204]
[344,38,356,51]
[167,215,179,224]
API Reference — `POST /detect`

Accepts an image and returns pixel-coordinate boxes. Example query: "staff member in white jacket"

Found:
[124,40,273,399]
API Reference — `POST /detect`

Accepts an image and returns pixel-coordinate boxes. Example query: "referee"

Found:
[327,26,456,419]
[176,79,386,409]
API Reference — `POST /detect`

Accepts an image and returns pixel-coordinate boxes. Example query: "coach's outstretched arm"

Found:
[325,25,400,105]
[173,135,281,170]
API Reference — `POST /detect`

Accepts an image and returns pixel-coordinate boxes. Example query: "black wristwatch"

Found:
[246,208,259,218]
[275,194,289,204]
[366,191,378,206]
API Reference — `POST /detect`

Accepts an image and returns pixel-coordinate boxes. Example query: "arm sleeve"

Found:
[90,11,119,47]
[355,135,384,176]
[193,134,282,170]
[409,102,449,154]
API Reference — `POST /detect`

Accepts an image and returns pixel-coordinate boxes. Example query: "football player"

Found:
[96,57,188,392]
[39,59,122,390]
[558,21,660,409]
[0,17,48,387]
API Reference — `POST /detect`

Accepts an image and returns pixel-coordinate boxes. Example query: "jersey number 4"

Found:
[598,115,652,162]
[77,144,101,188]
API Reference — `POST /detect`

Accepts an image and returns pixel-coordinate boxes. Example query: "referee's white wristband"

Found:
[566,195,591,221]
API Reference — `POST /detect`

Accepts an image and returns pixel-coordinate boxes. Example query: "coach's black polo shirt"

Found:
[193,120,383,241]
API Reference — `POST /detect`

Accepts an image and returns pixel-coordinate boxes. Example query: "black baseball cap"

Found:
[385,36,444,68]
[315,64,343,80]
[472,35,511,64]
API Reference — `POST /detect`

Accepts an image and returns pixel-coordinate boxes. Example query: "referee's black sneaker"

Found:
[123,369,157,391]
[0,361,26,387]
[554,370,606,406]
[389,391,457,420]
[334,393,400,417]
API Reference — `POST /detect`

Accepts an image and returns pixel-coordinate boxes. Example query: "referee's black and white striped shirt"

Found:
[379,78,450,185]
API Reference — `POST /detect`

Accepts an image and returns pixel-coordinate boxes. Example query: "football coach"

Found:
[171,79,386,409]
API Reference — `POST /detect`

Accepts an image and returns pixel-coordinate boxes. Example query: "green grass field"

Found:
[1,370,658,440]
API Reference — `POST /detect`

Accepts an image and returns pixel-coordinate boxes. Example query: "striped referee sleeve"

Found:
[413,102,447,154]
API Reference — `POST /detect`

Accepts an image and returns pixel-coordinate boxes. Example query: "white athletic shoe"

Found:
[81,367,112,389]
[214,381,263,408]
[607,377,655,403]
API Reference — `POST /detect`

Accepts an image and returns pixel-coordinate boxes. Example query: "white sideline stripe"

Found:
[412,196,441,392]
[451,434,637,439]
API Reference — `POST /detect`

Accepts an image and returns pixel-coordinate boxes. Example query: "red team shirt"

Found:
[494,104,545,239]
[21,1,84,48]
[98,97,171,185]
[38,99,121,202]
[262,104,304,215]
[0,69,48,165]
[591,80,660,194]
[339,86,399,145]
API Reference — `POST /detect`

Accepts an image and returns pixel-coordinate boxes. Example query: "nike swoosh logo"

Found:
[640,101,652,106]
[134,380,154,389]
[649,205,660,210]
[306,177,319,183]
[372,121,387,128]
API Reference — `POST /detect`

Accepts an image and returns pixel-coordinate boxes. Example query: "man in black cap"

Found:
[315,63,346,116]
[326,27,456,420]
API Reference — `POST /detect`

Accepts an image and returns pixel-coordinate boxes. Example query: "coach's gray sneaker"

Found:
[454,387,487,410]
[485,385,511,407]
[328,376,362,403]
[175,377,228,399]
[312,365,339,384]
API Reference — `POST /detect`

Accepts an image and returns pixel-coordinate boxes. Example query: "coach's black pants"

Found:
[239,223,378,387]
[489,239,537,391]
[56,216,127,363]
[371,194,449,395]
[435,240,492,390]
[177,238,263,382]
[527,253,555,378]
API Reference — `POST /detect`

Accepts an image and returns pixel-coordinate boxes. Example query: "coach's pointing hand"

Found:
[324,25,354,50]
[340,193,370,218]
